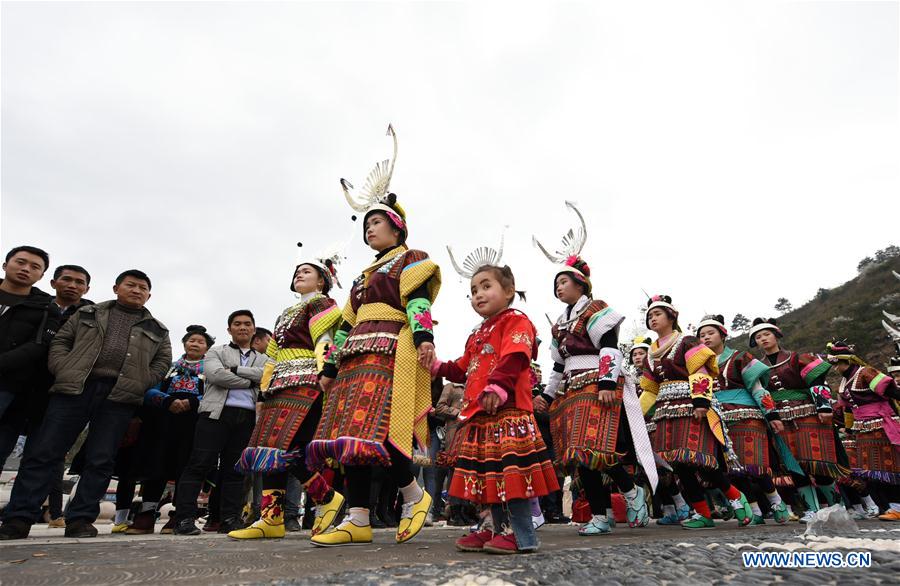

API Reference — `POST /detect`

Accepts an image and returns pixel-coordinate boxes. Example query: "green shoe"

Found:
[772,502,790,524]
[732,492,752,526]
[681,513,716,530]
[749,514,765,526]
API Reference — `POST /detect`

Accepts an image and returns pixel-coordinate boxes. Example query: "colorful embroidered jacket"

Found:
[144,356,204,411]
[543,296,625,400]
[714,347,779,423]
[835,365,900,446]
[639,334,718,415]
[265,292,342,394]
[436,309,537,421]
[762,350,833,420]
[326,244,441,452]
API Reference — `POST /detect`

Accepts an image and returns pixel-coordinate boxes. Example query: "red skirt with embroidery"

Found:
[445,408,559,504]
[780,415,848,480]
[307,352,395,469]
[550,384,626,471]
[239,384,321,473]
[853,427,900,485]
[720,409,772,478]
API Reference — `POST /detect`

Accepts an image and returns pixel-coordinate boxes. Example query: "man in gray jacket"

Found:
[0,269,171,540]
[174,309,270,535]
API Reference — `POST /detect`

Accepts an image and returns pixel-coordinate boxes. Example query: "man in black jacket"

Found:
[0,269,170,540]
[0,246,60,463]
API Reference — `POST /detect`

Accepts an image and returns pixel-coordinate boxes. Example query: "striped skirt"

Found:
[720,406,772,478]
[307,352,395,469]
[852,419,900,485]
[238,384,321,473]
[780,415,847,480]
[446,408,559,504]
[652,381,721,470]
[550,384,626,471]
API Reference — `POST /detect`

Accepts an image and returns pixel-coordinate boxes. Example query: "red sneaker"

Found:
[455,530,494,552]
[483,532,519,555]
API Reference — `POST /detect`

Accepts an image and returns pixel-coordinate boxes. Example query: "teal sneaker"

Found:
[681,513,716,530]
[676,504,691,521]
[731,492,753,526]
[772,502,790,525]
[578,515,611,536]
[656,512,681,526]
[626,486,649,528]
[748,514,765,526]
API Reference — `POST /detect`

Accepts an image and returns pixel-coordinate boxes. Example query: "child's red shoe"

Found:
[483,532,519,555]
[455,529,494,552]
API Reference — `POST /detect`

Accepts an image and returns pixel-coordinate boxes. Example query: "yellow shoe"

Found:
[310,520,373,547]
[878,509,900,521]
[47,518,66,529]
[229,488,285,539]
[110,522,129,534]
[228,518,285,539]
[396,490,432,543]
[312,490,345,536]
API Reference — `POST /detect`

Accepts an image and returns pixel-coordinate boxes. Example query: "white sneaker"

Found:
[799,510,818,524]
[865,505,881,518]
[425,512,434,527]
[532,512,545,530]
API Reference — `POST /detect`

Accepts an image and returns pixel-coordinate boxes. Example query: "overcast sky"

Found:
[2,1,897,368]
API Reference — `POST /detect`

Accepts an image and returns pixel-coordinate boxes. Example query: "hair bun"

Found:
[715,314,724,323]
[647,294,673,307]
[752,317,765,326]
[386,192,397,206]
[768,318,778,326]
[186,325,207,334]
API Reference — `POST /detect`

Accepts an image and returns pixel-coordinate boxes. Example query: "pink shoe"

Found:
[455,529,494,552]
[483,532,519,555]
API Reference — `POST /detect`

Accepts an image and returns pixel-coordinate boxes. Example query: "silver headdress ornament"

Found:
[532,200,587,264]
[294,241,347,292]
[341,124,398,214]
[447,229,506,279]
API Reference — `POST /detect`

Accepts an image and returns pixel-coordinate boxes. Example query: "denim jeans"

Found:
[491,498,538,551]
[3,379,135,523]
[175,407,255,522]
[423,427,446,513]
[285,475,301,519]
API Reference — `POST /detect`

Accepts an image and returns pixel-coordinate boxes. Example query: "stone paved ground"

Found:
[0,520,896,585]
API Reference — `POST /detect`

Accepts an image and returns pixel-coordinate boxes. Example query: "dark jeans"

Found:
[175,406,254,522]
[3,379,135,524]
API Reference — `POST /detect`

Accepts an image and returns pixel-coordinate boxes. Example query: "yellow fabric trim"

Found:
[314,340,328,373]
[398,258,441,306]
[309,300,342,343]
[356,303,407,323]
[265,337,279,359]
[260,361,276,392]
[639,383,658,416]
[843,411,855,430]
[274,348,315,362]
[390,318,432,458]
[685,345,719,377]
[341,298,357,328]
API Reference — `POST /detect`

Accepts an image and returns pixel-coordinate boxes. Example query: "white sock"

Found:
[729,498,744,511]
[114,509,129,525]
[750,502,762,516]
[672,493,687,509]
[852,504,865,514]
[399,480,424,504]
[347,507,370,526]
[765,491,782,506]
[622,487,638,501]
[662,504,676,517]
[785,504,794,514]
[140,502,158,513]
[592,513,608,523]
[890,502,900,512]
[862,495,877,510]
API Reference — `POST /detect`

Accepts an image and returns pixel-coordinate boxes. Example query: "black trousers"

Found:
[345,440,414,508]
[175,407,254,522]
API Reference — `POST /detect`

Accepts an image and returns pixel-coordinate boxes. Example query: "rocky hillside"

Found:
[730,257,900,368]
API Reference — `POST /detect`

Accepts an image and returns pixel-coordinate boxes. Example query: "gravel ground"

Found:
[278,526,900,586]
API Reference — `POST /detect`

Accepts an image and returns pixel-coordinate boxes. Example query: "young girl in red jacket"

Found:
[432,264,559,554]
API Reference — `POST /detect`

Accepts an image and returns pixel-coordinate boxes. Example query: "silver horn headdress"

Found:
[341,124,399,213]
[532,200,592,295]
[447,231,505,279]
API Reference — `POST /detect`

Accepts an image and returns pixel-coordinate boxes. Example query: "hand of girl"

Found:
[482,392,501,415]
[770,420,785,435]
[693,406,708,421]
[418,341,436,370]
[320,376,334,393]
[818,412,833,425]
[533,395,549,413]
[597,390,617,405]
